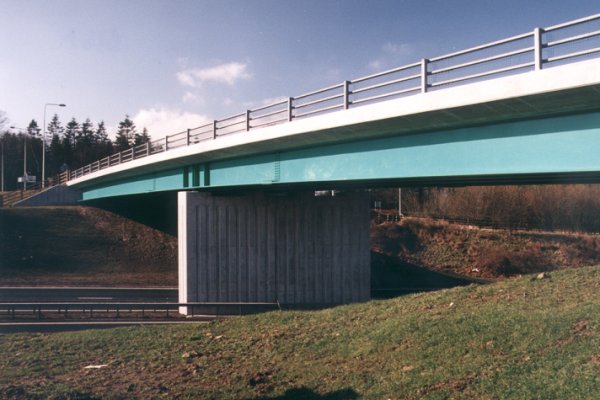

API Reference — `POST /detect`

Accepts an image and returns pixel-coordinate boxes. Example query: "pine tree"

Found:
[94,121,109,144]
[62,118,80,167]
[47,114,64,138]
[114,115,137,151]
[94,121,112,159]
[64,118,80,147]
[46,114,65,176]
[27,120,41,137]
[134,127,151,146]
[75,118,95,166]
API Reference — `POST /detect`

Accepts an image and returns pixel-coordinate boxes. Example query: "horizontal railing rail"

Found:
[0,302,281,320]
[66,13,600,181]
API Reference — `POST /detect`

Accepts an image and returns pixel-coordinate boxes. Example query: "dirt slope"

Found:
[0,206,177,287]
[372,216,600,280]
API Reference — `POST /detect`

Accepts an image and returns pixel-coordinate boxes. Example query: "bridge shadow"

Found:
[249,387,359,400]
[371,251,482,298]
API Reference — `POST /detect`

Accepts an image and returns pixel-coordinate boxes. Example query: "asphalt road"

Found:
[0,287,178,303]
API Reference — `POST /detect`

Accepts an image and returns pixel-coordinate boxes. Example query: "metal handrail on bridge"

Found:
[68,13,600,181]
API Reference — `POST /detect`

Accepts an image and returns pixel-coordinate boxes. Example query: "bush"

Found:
[477,244,554,275]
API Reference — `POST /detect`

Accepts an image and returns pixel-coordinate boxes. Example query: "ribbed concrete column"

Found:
[178,191,370,313]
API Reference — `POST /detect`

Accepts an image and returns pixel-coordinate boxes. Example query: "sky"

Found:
[1,0,598,140]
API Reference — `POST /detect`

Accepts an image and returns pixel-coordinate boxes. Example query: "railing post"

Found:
[186,129,190,146]
[245,110,251,131]
[164,136,169,151]
[534,27,543,71]
[343,80,350,109]
[147,140,151,156]
[118,152,122,164]
[421,58,429,93]
[213,120,218,139]
[288,97,293,122]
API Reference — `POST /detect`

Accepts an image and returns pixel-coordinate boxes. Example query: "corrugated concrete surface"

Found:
[14,185,82,207]
[179,191,370,308]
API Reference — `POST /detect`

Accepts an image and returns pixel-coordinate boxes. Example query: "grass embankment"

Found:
[0,206,177,287]
[2,266,600,399]
[373,216,600,280]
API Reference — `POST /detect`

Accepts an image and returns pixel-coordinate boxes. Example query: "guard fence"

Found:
[0,171,70,207]
[0,302,281,321]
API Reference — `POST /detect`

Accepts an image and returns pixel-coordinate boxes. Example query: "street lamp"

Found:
[43,103,66,188]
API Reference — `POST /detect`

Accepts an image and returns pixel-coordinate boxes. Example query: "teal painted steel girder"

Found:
[81,112,600,200]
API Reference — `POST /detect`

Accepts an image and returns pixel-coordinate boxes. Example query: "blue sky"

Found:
[1,0,598,139]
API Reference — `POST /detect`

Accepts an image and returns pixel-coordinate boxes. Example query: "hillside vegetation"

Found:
[373,216,600,280]
[1,265,600,398]
[376,184,600,232]
[0,206,177,287]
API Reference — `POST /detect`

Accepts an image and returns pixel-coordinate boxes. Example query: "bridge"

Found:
[61,14,600,312]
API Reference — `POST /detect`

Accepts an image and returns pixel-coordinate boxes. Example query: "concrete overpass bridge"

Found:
[64,14,600,312]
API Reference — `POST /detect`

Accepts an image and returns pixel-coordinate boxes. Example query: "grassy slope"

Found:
[2,266,600,399]
[0,206,177,287]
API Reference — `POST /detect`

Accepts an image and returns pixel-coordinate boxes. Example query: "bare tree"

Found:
[0,110,7,130]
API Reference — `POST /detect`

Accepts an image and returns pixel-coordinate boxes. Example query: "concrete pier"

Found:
[178,191,370,313]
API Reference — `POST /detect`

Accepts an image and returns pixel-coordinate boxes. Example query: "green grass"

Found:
[2,266,600,399]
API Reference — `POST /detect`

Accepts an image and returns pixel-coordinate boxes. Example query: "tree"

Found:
[64,118,80,147]
[60,118,80,167]
[0,110,7,130]
[94,121,113,159]
[74,118,95,167]
[46,114,65,176]
[134,127,151,146]
[27,120,41,137]
[114,115,137,151]
[47,114,64,139]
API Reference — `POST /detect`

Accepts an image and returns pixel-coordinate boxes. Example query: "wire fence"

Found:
[372,209,600,235]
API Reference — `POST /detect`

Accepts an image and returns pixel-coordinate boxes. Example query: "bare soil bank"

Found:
[0,206,177,287]
[373,216,600,280]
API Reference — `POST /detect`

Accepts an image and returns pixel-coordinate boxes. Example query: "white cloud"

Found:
[368,60,382,70]
[260,96,288,106]
[182,91,204,104]
[368,42,414,71]
[176,62,251,87]
[382,42,413,56]
[133,107,211,140]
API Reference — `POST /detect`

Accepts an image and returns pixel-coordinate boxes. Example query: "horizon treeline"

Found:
[0,114,149,190]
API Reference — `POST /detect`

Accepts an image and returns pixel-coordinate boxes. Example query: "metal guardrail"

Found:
[0,302,281,320]
[1,171,70,207]
[69,13,600,181]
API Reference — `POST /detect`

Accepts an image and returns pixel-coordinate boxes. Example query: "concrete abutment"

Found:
[178,191,371,314]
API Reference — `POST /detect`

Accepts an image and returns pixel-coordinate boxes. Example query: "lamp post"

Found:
[43,103,66,188]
